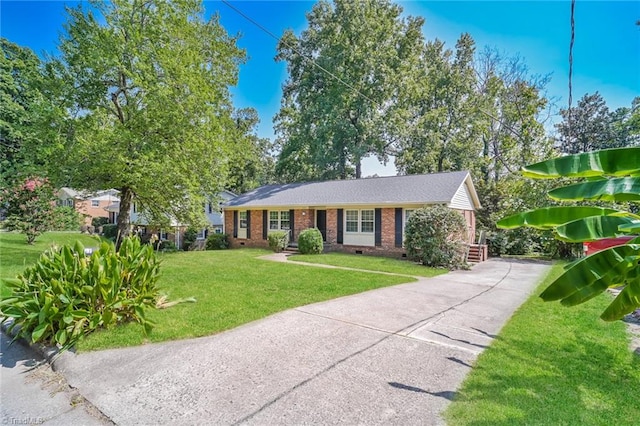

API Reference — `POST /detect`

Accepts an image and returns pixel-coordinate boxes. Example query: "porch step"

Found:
[467,244,487,263]
[284,243,299,253]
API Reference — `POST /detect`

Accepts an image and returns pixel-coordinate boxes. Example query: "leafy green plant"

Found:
[92,217,110,228]
[158,240,177,252]
[497,147,640,320]
[205,233,229,250]
[183,227,198,251]
[297,228,323,254]
[52,206,83,231]
[404,205,469,269]
[102,224,118,240]
[268,231,289,252]
[0,176,57,244]
[0,237,161,350]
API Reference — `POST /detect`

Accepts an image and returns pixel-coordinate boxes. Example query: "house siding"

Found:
[449,182,474,210]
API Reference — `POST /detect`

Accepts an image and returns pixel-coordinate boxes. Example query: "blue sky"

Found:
[2,1,639,176]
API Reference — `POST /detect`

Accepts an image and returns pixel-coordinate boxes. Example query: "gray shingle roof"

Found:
[224,171,477,208]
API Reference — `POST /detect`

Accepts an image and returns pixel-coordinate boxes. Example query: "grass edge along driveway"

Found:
[0,233,431,351]
[444,262,640,425]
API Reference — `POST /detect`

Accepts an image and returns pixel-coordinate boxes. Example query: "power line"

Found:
[220,0,377,105]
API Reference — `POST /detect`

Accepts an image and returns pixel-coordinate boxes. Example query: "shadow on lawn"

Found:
[449,332,640,425]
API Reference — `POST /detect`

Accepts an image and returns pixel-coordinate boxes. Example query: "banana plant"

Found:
[497,147,640,321]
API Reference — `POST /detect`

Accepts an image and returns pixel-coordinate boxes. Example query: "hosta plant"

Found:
[497,147,640,320]
[0,237,161,350]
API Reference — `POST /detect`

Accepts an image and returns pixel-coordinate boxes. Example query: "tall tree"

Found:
[0,40,59,187]
[395,34,483,175]
[274,0,424,181]
[226,108,275,194]
[556,92,615,153]
[49,0,245,241]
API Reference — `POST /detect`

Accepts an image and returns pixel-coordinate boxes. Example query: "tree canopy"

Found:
[48,0,246,239]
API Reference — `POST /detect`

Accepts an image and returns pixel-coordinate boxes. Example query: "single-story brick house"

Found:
[222,171,481,257]
[57,188,120,227]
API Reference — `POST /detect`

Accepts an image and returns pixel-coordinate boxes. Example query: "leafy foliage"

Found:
[274,0,424,180]
[497,148,640,320]
[182,227,198,251]
[297,228,324,255]
[404,206,469,269]
[0,237,160,350]
[91,217,110,228]
[268,231,289,253]
[158,240,177,252]
[102,224,118,240]
[47,0,246,241]
[1,176,57,244]
[52,206,83,231]
[205,233,229,250]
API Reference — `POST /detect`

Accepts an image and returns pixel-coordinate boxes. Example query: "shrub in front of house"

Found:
[268,230,289,252]
[0,237,160,351]
[102,224,118,240]
[206,233,229,250]
[158,240,177,252]
[183,227,198,250]
[404,205,469,269]
[92,217,110,228]
[52,206,83,231]
[297,228,323,254]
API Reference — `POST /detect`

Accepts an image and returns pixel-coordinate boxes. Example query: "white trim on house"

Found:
[343,208,375,247]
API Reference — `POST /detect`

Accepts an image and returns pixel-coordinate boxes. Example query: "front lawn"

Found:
[445,262,640,425]
[288,252,447,277]
[0,232,101,298]
[0,233,415,351]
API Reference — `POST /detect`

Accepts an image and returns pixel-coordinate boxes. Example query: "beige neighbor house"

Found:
[57,188,120,227]
[222,171,486,261]
[118,190,236,249]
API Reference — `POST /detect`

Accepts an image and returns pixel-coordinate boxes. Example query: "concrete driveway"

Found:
[53,258,549,425]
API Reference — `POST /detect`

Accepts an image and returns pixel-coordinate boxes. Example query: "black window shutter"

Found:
[233,211,238,238]
[289,209,295,236]
[204,228,209,238]
[337,209,343,244]
[262,210,268,240]
[395,208,403,247]
[246,211,251,239]
[375,208,382,247]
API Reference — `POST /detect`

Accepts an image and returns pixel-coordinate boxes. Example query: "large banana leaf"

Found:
[522,147,640,179]
[601,276,640,321]
[540,244,640,315]
[554,215,638,242]
[549,177,640,202]
[618,221,640,234]
[496,206,620,230]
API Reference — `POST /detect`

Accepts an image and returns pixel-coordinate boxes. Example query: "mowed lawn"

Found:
[0,232,415,351]
[288,252,447,277]
[445,262,640,425]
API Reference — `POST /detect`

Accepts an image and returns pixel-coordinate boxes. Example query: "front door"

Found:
[316,210,327,241]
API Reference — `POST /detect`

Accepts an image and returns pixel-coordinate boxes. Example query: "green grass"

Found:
[0,232,415,351]
[0,231,102,298]
[288,252,447,277]
[445,262,640,425]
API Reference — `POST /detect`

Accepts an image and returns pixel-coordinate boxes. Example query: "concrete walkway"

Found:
[52,258,549,425]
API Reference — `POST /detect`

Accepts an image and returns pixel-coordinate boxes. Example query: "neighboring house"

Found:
[57,188,120,227]
[222,171,482,258]
[126,190,236,248]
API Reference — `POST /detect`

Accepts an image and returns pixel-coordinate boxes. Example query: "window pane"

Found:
[346,210,358,232]
[270,220,279,230]
[361,210,374,233]
[270,211,278,220]
[91,200,99,207]
[361,210,374,221]
[280,211,290,220]
[405,209,415,222]
[239,211,247,229]
[281,220,290,230]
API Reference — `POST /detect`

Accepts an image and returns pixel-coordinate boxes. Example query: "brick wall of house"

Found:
[293,209,314,241]
[75,199,111,226]
[225,209,269,249]
[325,209,338,244]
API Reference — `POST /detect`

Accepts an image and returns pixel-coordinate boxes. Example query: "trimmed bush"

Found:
[183,227,198,251]
[92,217,110,228]
[102,224,118,240]
[0,237,160,351]
[404,205,469,269]
[52,206,83,231]
[268,230,289,252]
[206,233,229,250]
[158,240,177,252]
[297,228,323,254]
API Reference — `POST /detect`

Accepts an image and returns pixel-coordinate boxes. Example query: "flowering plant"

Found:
[1,177,57,244]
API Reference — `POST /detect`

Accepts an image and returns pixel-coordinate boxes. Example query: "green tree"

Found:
[1,176,57,244]
[274,0,424,181]
[556,92,616,154]
[498,147,640,320]
[49,0,245,242]
[396,34,483,175]
[226,108,275,194]
[0,39,59,187]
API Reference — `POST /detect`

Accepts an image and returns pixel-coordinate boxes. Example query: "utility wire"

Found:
[220,0,377,105]
[568,0,575,138]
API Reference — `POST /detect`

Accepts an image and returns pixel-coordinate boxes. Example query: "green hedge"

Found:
[297,228,323,254]
[206,233,229,250]
[268,231,289,252]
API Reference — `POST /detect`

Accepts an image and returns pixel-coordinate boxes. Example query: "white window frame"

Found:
[269,210,290,231]
[345,209,375,234]
[159,229,168,240]
[239,211,248,229]
[91,200,100,207]
[196,228,207,240]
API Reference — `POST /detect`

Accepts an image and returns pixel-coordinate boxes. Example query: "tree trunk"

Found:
[355,160,362,179]
[116,187,133,249]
